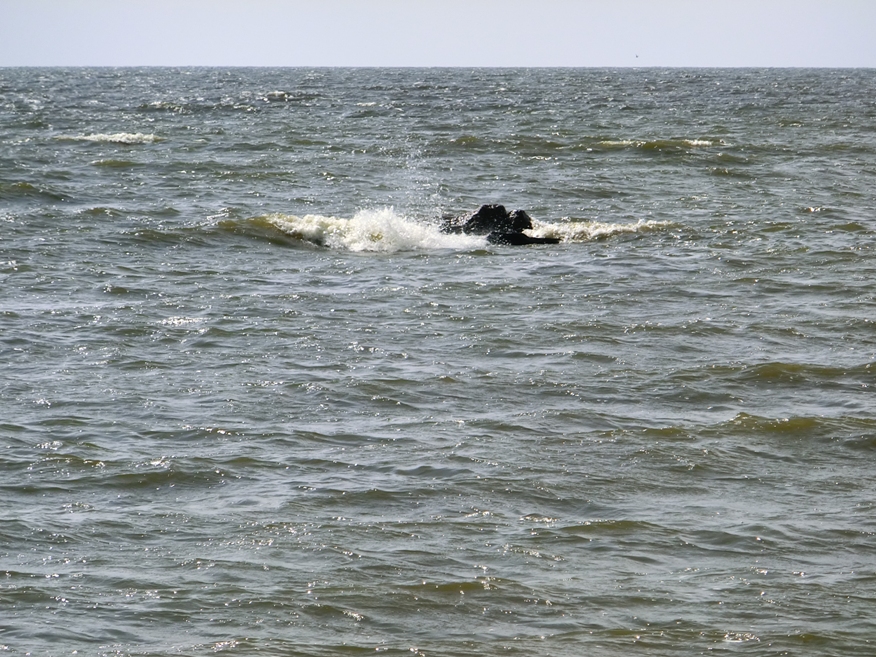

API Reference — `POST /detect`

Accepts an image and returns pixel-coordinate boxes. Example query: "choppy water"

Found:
[2,67,876,656]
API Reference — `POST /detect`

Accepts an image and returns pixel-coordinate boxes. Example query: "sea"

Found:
[2,67,875,656]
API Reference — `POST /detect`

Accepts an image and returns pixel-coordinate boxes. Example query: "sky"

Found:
[1,0,875,68]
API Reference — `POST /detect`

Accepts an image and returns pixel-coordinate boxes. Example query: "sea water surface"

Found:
[2,68,876,656]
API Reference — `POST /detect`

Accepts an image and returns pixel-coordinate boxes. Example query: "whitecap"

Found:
[160,316,204,327]
[260,209,671,251]
[263,208,484,253]
[263,91,292,102]
[528,218,673,242]
[597,138,720,148]
[57,132,161,144]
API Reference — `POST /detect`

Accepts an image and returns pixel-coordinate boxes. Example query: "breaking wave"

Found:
[57,132,162,145]
[259,208,481,252]
[529,218,673,242]
[241,208,671,252]
[597,138,724,149]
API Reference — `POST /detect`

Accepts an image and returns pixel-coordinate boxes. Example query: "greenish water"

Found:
[2,67,876,656]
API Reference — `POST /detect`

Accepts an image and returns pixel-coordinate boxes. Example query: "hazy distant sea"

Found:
[2,67,876,656]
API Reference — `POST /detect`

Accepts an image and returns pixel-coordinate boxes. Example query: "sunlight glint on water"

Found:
[1,67,875,656]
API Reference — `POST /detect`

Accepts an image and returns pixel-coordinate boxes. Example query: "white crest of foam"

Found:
[160,316,204,327]
[58,132,161,144]
[528,218,672,242]
[264,208,484,252]
[262,209,671,251]
[597,138,720,148]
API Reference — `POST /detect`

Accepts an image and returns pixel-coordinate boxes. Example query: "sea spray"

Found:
[263,208,484,251]
[258,209,671,251]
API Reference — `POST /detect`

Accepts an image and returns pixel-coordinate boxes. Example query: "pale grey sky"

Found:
[2,0,874,67]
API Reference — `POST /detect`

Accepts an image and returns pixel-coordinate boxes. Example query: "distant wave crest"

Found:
[597,138,723,149]
[57,132,161,145]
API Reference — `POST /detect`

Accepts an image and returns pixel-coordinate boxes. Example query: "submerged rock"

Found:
[441,204,559,245]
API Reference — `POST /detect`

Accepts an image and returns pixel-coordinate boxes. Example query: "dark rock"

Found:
[440,204,559,245]
[487,231,560,245]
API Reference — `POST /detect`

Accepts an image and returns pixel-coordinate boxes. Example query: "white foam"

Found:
[58,132,161,144]
[160,316,204,327]
[263,208,484,253]
[528,218,672,242]
[261,209,671,251]
[597,138,720,148]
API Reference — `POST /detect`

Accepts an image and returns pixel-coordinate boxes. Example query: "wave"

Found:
[735,361,875,384]
[90,159,143,168]
[258,208,482,252]
[56,132,161,145]
[596,138,724,150]
[0,180,66,202]
[719,412,876,440]
[239,209,670,252]
[529,218,673,242]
